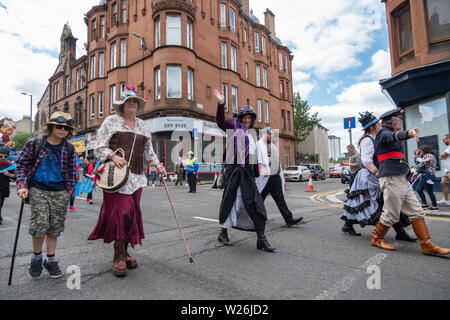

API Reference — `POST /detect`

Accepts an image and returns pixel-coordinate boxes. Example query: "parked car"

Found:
[284,166,311,182]
[341,166,352,184]
[329,167,343,178]
[304,164,326,180]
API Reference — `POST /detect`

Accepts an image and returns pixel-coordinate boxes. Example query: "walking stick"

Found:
[161,177,194,263]
[8,198,25,286]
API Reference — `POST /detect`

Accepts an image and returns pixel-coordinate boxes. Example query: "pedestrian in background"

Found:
[186,151,199,193]
[83,155,96,204]
[0,146,15,225]
[342,144,362,179]
[438,133,450,206]
[414,145,438,210]
[175,157,185,187]
[16,112,77,279]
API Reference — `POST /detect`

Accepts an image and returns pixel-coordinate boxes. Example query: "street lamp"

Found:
[21,92,33,136]
[132,32,149,93]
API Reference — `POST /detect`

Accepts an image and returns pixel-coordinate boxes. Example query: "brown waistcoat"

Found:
[108,131,148,175]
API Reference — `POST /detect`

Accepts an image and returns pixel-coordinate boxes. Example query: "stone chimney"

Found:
[264,8,276,39]
[241,0,250,16]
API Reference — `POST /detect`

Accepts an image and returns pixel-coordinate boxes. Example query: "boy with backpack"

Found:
[15,112,77,278]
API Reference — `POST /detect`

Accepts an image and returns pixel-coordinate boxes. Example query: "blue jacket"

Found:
[185,157,199,174]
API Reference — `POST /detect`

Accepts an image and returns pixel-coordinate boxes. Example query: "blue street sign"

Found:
[344,117,356,130]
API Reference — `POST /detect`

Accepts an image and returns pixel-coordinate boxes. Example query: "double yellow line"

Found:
[310,189,346,209]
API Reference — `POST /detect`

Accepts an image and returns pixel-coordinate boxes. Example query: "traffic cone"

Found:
[307,174,314,192]
[283,173,287,191]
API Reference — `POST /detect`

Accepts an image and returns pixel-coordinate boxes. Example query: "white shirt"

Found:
[359,135,376,167]
[444,146,450,173]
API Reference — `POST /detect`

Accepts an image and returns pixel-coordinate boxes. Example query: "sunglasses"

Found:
[55,124,71,131]
[50,116,74,127]
[0,155,7,158]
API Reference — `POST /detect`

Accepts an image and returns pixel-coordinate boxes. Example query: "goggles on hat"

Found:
[50,116,74,127]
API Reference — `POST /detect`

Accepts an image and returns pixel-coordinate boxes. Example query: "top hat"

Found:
[379,108,404,121]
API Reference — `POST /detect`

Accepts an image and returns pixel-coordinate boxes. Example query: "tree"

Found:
[293,93,321,143]
[11,131,31,151]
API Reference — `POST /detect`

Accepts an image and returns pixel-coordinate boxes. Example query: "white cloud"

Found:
[359,49,392,81]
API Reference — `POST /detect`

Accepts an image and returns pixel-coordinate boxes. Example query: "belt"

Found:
[378,151,405,162]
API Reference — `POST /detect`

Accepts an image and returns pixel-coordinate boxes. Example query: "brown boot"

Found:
[113,240,127,277]
[371,222,397,251]
[411,219,450,256]
[125,242,137,269]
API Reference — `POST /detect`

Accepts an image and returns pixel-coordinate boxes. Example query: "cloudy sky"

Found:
[0,0,395,153]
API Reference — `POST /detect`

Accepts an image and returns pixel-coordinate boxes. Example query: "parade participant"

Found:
[371,108,450,256]
[438,133,450,206]
[185,151,199,193]
[256,128,303,227]
[83,155,96,204]
[175,157,185,187]
[16,112,77,278]
[413,145,438,210]
[88,87,166,277]
[342,111,416,241]
[0,118,16,150]
[214,89,275,252]
[0,146,15,225]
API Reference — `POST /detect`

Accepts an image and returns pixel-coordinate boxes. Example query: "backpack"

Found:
[30,136,75,167]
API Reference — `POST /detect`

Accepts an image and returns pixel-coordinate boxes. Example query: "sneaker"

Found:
[422,204,429,209]
[29,256,43,278]
[437,199,450,206]
[426,179,434,185]
[429,207,439,211]
[43,259,63,279]
[68,206,78,211]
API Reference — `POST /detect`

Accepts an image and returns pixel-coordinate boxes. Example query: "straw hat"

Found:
[112,86,147,112]
[46,111,75,129]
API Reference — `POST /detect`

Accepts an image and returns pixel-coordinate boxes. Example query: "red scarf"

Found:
[0,160,7,165]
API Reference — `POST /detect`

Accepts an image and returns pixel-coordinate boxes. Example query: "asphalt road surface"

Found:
[1,177,449,300]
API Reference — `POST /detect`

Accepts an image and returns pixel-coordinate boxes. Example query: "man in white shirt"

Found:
[256,128,303,227]
[438,133,450,206]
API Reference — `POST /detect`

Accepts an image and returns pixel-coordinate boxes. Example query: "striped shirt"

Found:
[15,138,77,196]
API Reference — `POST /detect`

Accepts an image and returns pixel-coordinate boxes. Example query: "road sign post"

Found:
[344,117,356,146]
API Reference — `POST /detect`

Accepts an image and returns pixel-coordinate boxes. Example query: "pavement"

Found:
[1,178,449,300]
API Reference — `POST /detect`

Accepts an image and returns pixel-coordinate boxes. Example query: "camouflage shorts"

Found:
[28,188,71,238]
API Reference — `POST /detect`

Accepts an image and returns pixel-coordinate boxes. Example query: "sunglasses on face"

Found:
[50,116,74,127]
[0,155,7,158]
[55,124,71,131]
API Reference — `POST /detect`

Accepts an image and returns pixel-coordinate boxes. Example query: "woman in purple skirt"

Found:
[88,87,165,277]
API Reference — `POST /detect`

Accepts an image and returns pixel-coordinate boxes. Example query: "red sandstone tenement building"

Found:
[37,0,295,173]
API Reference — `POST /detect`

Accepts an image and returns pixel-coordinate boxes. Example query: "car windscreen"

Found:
[286,167,299,171]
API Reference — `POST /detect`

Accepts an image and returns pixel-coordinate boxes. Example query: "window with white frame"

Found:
[281,110,286,129]
[110,42,116,69]
[90,94,95,119]
[187,68,194,101]
[110,84,116,113]
[65,76,70,96]
[155,17,160,48]
[120,82,126,96]
[98,92,104,118]
[90,55,96,80]
[263,67,268,88]
[229,8,235,31]
[221,42,227,68]
[121,0,127,23]
[255,32,259,52]
[231,86,238,113]
[279,52,283,71]
[112,2,117,25]
[167,65,182,98]
[264,100,269,123]
[166,14,181,45]
[280,80,284,98]
[230,46,237,72]
[53,82,59,102]
[284,55,288,72]
[187,19,193,49]
[261,36,266,55]
[257,100,262,123]
[256,65,261,87]
[91,19,97,40]
[100,16,105,38]
[220,3,227,27]
[284,147,290,168]
[155,67,161,100]
[120,39,126,66]
[245,63,249,78]
[76,69,80,91]
[99,52,105,77]
[222,84,229,112]
[244,28,247,42]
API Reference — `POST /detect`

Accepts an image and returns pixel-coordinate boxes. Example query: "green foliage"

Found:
[293,93,321,142]
[11,131,31,151]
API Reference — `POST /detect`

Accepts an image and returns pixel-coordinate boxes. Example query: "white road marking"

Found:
[326,191,344,204]
[314,253,387,300]
[193,216,219,223]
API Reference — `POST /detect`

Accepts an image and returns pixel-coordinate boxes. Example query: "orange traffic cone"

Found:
[283,173,287,191]
[307,174,314,192]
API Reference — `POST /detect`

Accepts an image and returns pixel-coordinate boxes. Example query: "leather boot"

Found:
[393,222,417,242]
[342,220,361,236]
[218,228,232,246]
[411,219,450,256]
[124,242,138,269]
[371,222,396,251]
[113,240,127,277]
[256,230,276,253]
[286,216,304,227]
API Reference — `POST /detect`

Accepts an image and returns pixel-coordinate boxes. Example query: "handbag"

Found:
[95,134,137,193]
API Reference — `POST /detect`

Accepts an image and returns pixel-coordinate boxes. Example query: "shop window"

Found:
[405,96,449,177]
[426,0,450,43]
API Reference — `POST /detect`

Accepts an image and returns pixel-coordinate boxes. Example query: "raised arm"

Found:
[214,89,233,131]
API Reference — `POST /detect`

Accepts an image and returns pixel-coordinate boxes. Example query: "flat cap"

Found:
[379,108,404,120]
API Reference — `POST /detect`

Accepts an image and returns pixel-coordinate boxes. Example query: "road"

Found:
[0,177,449,300]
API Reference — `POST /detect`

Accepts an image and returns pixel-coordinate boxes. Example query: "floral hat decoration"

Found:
[112,85,148,111]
